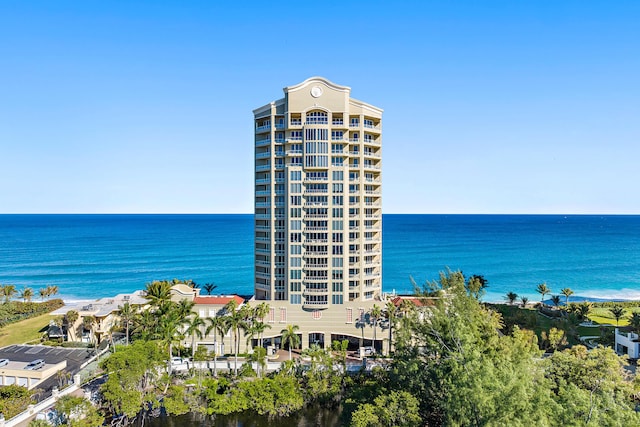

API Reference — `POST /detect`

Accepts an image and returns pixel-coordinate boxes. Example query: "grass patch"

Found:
[0,313,50,347]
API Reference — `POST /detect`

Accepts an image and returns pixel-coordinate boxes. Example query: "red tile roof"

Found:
[193,295,244,305]
[391,296,432,307]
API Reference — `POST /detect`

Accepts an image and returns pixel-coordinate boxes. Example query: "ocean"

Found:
[0,214,639,303]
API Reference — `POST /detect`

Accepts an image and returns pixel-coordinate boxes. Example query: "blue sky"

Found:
[1,0,638,214]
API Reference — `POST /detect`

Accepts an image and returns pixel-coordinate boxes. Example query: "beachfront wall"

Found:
[614,328,640,359]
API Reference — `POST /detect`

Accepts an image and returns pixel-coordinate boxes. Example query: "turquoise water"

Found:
[0,214,639,302]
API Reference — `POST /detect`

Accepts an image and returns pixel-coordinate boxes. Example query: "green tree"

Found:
[520,296,529,308]
[206,314,230,377]
[550,295,561,308]
[385,301,398,355]
[144,280,172,308]
[536,282,550,304]
[38,287,49,302]
[369,304,382,352]
[465,274,488,300]
[185,314,205,358]
[560,287,573,305]
[546,345,640,425]
[20,287,34,303]
[350,391,421,427]
[391,270,555,426]
[100,341,167,422]
[609,305,625,326]
[224,299,249,375]
[65,310,79,341]
[629,312,640,335]
[54,395,103,427]
[118,302,136,345]
[202,282,217,295]
[281,324,301,361]
[505,291,518,305]
[1,284,17,303]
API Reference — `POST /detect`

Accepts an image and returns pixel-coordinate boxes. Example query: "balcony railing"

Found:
[255,164,271,172]
[256,139,271,147]
[256,124,271,132]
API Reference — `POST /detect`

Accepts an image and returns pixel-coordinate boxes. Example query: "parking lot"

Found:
[0,345,94,395]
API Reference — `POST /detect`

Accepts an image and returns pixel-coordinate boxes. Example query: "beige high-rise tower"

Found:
[254,77,382,307]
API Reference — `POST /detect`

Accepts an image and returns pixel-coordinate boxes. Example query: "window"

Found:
[332,171,343,181]
[332,270,343,279]
[290,282,301,292]
[290,294,302,304]
[332,220,343,230]
[306,111,328,124]
[346,308,353,323]
[350,117,359,127]
[290,196,301,205]
[290,257,301,267]
[331,157,344,166]
[290,220,302,230]
[332,295,343,304]
[280,308,287,322]
[290,270,302,279]
[312,310,322,320]
[332,258,343,267]
[290,131,303,140]
[290,208,302,217]
[332,245,343,255]
[290,245,302,255]
[290,170,302,181]
[332,282,343,292]
[199,309,205,317]
[268,308,275,322]
[290,183,301,193]
[208,309,217,318]
[332,183,343,193]
[332,131,344,141]
[333,196,343,205]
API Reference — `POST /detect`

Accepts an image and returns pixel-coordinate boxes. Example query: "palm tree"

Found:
[20,287,34,303]
[385,301,398,355]
[224,299,249,375]
[536,283,551,305]
[1,284,17,303]
[38,288,49,302]
[370,304,382,352]
[609,305,625,326]
[82,316,97,345]
[505,292,518,305]
[247,321,271,350]
[550,295,561,308]
[158,309,188,371]
[203,283,217,295]
[185,314,206,358]
[48,285,59,299]
[520,296,529,308]
[629,312,640,336]
[206,315,230,377]
[144,280,172,308]
[561,288,574,306]
[133,308,157,341]
[65,310,79,341]
[577,301,592,321]
[281,324,301,361]
[118,302,136,346]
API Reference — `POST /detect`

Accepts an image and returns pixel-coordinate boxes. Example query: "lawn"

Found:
[0,313,51,347]
[588,307,630,326]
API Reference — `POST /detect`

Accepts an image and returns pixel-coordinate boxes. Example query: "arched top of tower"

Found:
[284,77,350,95]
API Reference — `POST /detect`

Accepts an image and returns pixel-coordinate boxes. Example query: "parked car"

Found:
[170,357,183,366]
[0,358,9,367]
[25,359,45,370]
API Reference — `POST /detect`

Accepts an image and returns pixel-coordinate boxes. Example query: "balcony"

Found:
[255,202,271,208]
[302,299,329,309]
[349,122,360,128]
[304,202,328,207]
[255,164,271,172]
[255,178,271,185]
[255,190,270,197]
[304,189,328,194]
[304,238,328,244]
[287,149,303,155]
[332,119,345,126]
[304,263,328,269]
[290,119,302,126]
[303,288,329,296]
[349,138,359,142]
[363,151,381,158]
[256,139,271,147]
[255,124,271,133]
[363,164,381,171]
[304,177,328,182]
[275,123,285,129]
[256,151,271,160]
[288,136,303,141]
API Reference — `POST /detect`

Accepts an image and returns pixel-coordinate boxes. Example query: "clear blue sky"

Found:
[1,0,638,214]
